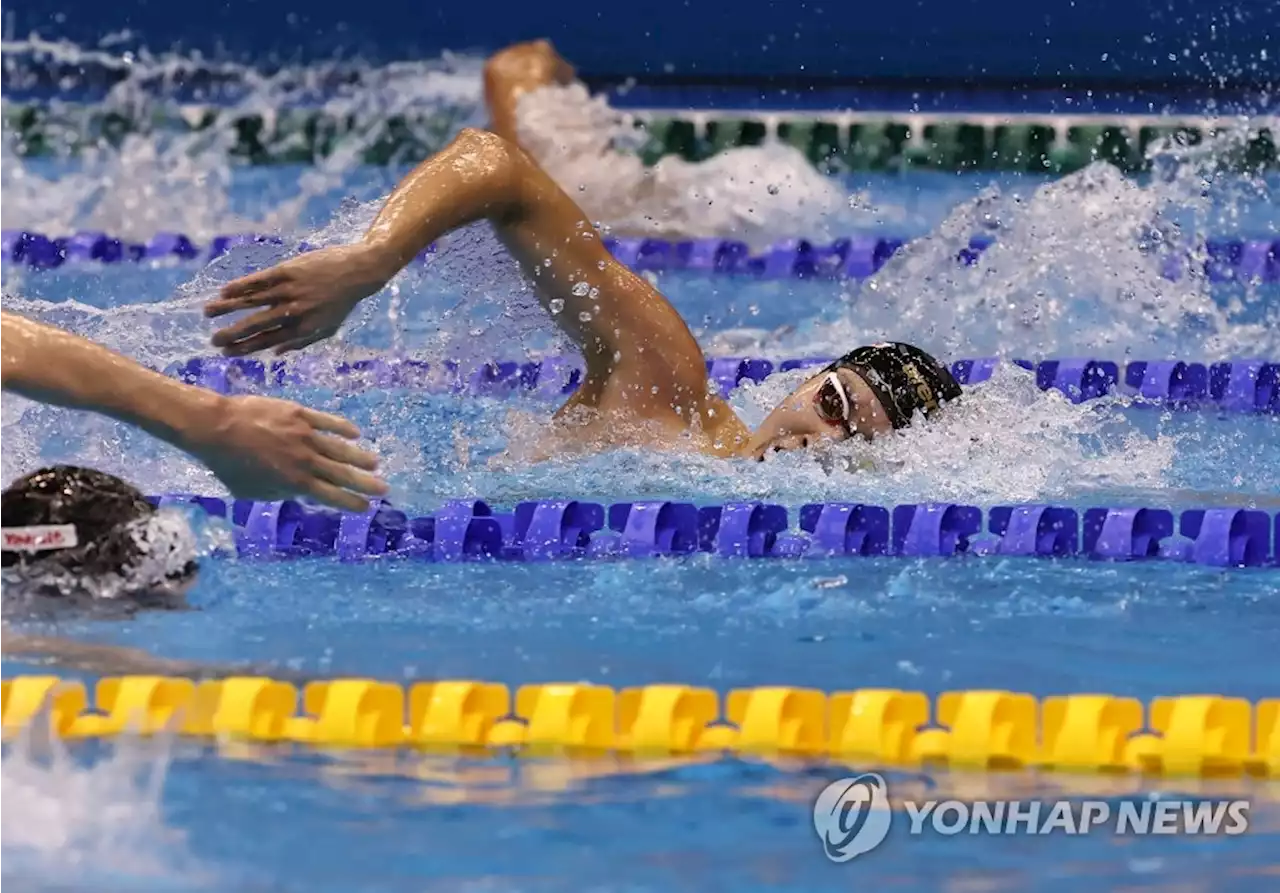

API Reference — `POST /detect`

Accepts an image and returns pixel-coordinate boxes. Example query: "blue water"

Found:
[3,155,1280,890]
[5,553,1280,891]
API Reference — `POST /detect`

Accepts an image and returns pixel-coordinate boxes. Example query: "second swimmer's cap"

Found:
[826,342,962,430]
[2,466,197,600]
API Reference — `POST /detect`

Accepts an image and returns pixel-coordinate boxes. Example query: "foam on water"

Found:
[1,37,489,239]
[450,362,1173,506]
[780,151,1279,359]
[515,83,869,247]
[1,727,201,890]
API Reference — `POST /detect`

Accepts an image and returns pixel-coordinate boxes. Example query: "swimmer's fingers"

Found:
[218,331,292,357]
[309,432,380,472]
[211,306,298,350]
[302,480,378,513]
[205,291,279,319]
[300,408,362,439]
[309,457,389,500]
[211,270,290,312]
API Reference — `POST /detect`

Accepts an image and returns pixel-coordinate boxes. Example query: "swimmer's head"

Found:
[748,342,962,458]
[2,466,198,604]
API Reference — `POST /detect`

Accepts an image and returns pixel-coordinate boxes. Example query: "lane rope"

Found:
[149,496,1280,567]
[169,355,1280,414]
[7,103,1277,171]
[3,675,1276,776]
[5,229,1278,283]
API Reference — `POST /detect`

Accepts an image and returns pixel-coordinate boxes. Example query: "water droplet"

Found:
[549,298,564,314]
[767,184,780,195]
[572,281,590,297]
[578,310,593,322]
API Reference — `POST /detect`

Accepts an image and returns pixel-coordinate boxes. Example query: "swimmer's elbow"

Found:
[454,126,513,154]
[450,127,535,215]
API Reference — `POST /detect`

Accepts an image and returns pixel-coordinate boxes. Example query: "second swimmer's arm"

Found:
[3,311,226,450]
[1,312,386,511]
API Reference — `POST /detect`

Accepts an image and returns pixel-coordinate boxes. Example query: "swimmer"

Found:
[205,127,960,460]
[1,465,324,678]
[3,465,197,607]
[3,464,199,673]
[2,311,388,511]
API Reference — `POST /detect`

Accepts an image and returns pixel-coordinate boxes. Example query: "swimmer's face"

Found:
[747,367,894,459]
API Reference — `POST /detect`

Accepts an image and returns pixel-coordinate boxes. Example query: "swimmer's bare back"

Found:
[207,128,753,457]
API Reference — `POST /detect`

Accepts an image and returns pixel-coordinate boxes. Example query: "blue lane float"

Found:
[147,495,1280,568]
[166,355,1280,413]
[6,229,1280,283]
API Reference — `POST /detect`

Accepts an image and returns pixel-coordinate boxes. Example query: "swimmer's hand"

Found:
[190,395,389,512]
[206,244,391,356]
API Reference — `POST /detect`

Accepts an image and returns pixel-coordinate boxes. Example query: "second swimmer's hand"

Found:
[189,395,389,513]
[205,244,392,356]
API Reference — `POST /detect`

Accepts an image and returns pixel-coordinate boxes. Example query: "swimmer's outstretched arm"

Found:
[207,128,713,411]
[2,629,240,679]
[1,629,323,683]
[482,40,576,143]
[0,312,388,511]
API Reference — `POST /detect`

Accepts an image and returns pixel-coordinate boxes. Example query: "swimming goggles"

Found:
[813,371,856,438]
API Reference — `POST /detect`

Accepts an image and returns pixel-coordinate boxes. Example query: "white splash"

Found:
[418,362,1175,507]
[516,83,868,248]
[1,37,489,240]
[1,726,202,889]
[782,153,1279,359]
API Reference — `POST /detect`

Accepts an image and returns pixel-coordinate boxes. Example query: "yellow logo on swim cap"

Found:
[901,363,938,411]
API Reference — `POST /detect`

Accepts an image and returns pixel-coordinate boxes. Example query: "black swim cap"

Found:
[826,342,962,430]
[2,466,197,599]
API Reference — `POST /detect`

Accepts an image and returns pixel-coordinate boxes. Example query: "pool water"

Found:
[5,556,1280,892]
[3,54,1280,892]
